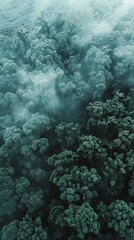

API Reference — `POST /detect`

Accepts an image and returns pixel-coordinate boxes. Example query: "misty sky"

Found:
[0,0,134,29]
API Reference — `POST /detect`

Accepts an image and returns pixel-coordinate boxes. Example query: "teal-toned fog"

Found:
[0,1,134,240]
[0,0,133,29]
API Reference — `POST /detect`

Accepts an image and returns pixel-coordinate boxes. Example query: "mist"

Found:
[0,1,134,239]
[0,0,134,124]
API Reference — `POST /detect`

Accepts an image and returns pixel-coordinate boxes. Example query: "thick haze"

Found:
[0,0,134,123]
[0,0,134,29]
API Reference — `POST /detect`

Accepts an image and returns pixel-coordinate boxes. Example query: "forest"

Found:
[0,1,134,239]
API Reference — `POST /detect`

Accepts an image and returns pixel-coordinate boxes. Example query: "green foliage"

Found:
[129,170,134,197]
[0,174,17,219]
[31,138,49,154]
[2,220,18,240]
[56,166,101,203]
[77,135,108,172]
[86,91,127,137]
[20,190,44,213]
[16,177,30,197]
[17,215,48,240]
[48,150,78,168]
[55,122,81,149]
[104,200,134,238]
[22,113,51,137]
[64,203,100,238]
[0,2,134,239]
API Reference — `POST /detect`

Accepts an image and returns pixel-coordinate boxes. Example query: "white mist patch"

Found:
[0,0,134,31]
[107,0,134,28]
[13,106,31,123]
[0,0,34,29]
[30,70,60,111]
[13,69,60,122]
[47,0,133,46]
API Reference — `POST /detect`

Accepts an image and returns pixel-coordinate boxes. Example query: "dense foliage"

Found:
[0,1,134,239]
